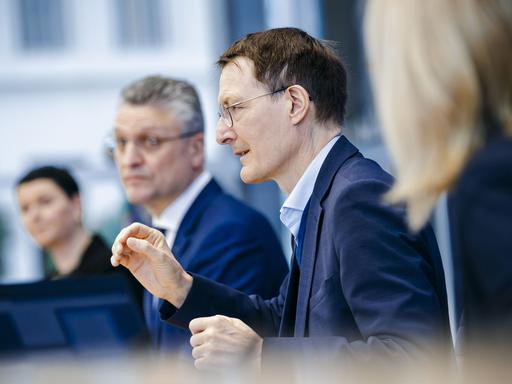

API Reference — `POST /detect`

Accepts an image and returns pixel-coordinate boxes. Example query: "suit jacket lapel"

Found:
[293,136,359,336]
[278,256,301,337]
[148,180,222,348]
[172,179,222,258]
[294,197,322,337]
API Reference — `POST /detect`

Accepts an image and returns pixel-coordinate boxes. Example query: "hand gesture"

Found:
[189,315,263,371]
[111,222,192,307]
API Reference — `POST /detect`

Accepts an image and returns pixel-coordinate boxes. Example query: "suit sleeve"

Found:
[184,218,286,299]
[161,218,289,337]
[161,273,289,337]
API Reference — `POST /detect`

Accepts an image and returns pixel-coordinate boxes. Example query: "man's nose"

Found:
[216,119,236,145]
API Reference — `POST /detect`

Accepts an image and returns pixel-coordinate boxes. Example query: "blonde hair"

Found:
[365,0,512,230]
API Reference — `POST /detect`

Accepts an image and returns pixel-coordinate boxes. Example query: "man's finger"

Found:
[125,237,166,263]
[191,343,207,359]
[190,331,208,347]
[112,240,129,257]
[124,222,155,239]
[189,316,218,334]
[112,222,155,252]
[110,254,121,267]
[194,357,209,371]
[194,355,231,372]
[125,236,158,254]
[110,249,133,267]
[111,226,131,254]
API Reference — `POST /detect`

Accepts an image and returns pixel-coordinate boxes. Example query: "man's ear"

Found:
[286,85,311,125]
[189,132,205,169]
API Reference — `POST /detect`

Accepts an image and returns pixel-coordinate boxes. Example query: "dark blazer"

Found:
[162,136,450,361]
[449,135,512,343]
[145,179,288,350]
[46,234,113,279]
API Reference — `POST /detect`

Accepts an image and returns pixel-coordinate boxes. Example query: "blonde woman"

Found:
[365,0,512,343]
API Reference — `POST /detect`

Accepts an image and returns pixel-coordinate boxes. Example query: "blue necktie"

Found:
[294,200,311,266]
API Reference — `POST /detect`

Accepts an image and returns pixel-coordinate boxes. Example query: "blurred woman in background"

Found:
[16,165,118,278]
[365,0,512,345]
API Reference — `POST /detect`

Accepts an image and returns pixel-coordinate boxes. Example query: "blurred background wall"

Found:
[0,0,455,336]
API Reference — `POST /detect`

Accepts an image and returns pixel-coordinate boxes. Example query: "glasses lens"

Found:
[219,105,232,127]
[104,135,117,159]
[226,109,233,127]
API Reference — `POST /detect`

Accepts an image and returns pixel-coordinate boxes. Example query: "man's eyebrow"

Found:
[114,125,164,134]
[219,92,240,106]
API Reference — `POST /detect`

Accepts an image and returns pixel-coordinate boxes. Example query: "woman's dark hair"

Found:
[16,166,80,198]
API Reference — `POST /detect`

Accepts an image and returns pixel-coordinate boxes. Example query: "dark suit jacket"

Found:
[449,135,512,344]
[162,137,450,361]
[145,179,288,351]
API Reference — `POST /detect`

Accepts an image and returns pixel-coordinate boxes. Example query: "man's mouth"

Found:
[235,150,249,157]
[123,175,148,183]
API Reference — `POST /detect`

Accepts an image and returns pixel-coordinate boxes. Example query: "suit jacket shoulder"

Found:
[172,178,287,299]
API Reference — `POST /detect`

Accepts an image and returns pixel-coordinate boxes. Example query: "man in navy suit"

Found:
[112,75,288,351]
[111,29,450,369]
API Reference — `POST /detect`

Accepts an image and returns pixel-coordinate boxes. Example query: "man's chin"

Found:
[125,192,151,206]
[240,169,265,185]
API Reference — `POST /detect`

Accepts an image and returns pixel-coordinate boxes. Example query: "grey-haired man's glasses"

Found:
[105,130,201,156]
[218,87,288,128]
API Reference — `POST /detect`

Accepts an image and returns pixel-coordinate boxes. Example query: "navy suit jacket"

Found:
[145,179,287,351]
[162,137,450,361]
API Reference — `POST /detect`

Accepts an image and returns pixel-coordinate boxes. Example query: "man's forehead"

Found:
[218,59,265,102]
[114,123,178,136]
[222,57,254,77]
[116,103,167,119]
[115,104,180,133]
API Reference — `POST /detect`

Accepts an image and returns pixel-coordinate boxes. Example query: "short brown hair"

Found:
[218,27,347,126]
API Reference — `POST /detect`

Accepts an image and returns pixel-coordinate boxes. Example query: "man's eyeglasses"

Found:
[218,86,289,128]
[105,130,201,155]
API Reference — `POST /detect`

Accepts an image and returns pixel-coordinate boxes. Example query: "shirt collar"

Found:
[280,135,339,238]
[152,171,212,234]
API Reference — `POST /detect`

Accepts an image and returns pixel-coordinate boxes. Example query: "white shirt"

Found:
[280,136,339,243]
[152,171,212,250]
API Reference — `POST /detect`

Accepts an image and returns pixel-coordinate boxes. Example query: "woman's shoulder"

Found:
[73,233,113,276]
[87,233,111,254]
[456,135,512,194]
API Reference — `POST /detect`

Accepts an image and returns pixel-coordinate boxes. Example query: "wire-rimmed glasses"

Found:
[218,87,288,128]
